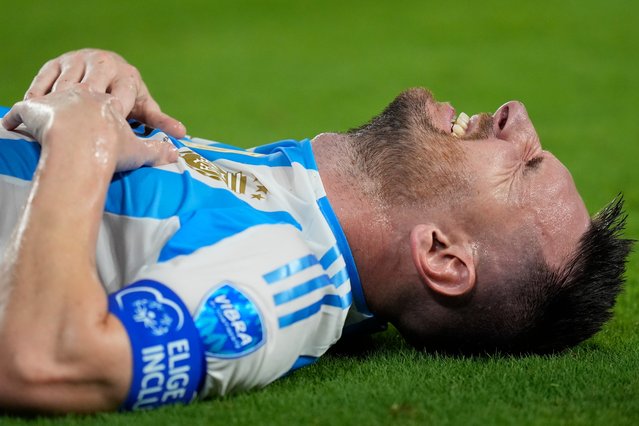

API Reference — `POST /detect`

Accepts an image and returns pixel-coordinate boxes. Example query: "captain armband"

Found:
[108,280,205,411]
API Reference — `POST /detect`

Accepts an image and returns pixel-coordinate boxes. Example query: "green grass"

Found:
[1,0,638,424]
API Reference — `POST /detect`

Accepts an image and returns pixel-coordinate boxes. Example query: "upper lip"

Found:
[437,100,524,138]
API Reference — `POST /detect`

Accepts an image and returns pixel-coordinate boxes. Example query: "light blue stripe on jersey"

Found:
[157,206,301,262]
[288,355,318,374]
[319,245,340,270]
[330,268,349,288]
[263,254,318,284]
[278,292,352,328]
[319,245,349,288]
[272,274,332,305]
[265,249,352,327]
[0,106,9,117]
[248,138,318,171]
[0,138,40,181]
[0,136,302,262]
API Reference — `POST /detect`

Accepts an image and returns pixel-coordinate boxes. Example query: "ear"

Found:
[410,224,476,298]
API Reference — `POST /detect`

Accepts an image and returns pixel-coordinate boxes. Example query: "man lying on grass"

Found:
[0,49,632,414]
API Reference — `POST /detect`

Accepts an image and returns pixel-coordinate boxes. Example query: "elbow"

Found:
[0,345,60,411]
[0,362,32,410]
[0,321,128,413]
[0,330,97,413]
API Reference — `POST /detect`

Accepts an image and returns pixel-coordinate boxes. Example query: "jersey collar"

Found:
[302,138,373,317]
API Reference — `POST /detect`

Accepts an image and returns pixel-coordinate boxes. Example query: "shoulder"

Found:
[132,224,350,396]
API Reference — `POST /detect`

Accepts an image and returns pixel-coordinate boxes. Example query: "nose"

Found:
[493,101,541,149]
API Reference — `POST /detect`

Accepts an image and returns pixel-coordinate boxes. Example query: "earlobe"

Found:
[410,224,476,298]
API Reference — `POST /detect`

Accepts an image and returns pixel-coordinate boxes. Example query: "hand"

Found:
[24,49,186,139]
[3,86,178,172]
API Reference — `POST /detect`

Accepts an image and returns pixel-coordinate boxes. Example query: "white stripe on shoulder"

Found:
[188,137,220,146]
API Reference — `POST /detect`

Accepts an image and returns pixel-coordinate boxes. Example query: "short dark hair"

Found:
[408,196,633,355]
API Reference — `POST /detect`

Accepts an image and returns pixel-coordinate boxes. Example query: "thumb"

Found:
[2,102,27,131]
[2,100,50,141]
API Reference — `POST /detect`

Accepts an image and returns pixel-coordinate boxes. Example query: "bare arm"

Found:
[0,87,177,413]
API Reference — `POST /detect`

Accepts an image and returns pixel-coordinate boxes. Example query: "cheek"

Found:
[467,157,518,202]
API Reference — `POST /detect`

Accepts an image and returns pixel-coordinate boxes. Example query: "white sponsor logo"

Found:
[215,294,253,347]
[132,299,174,336]
[134,339,193,410]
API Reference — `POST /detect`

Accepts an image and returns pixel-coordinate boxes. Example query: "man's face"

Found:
[351,88,590,268]
[429,94,590,268]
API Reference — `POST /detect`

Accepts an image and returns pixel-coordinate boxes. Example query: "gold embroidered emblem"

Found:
[180,150,268,200]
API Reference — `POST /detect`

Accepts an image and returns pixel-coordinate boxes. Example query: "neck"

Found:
[311,132,403,318]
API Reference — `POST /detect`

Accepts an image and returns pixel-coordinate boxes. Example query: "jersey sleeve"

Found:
[123,223,350,400]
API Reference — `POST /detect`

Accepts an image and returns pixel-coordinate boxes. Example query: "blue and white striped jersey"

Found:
[0,109,380,403]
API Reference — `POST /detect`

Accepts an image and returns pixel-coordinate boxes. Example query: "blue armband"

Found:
[108,280,205,411]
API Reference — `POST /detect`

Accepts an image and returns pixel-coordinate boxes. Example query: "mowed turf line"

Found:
[0,0,637,424]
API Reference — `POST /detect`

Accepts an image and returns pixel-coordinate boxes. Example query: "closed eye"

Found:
[525,156,544,171]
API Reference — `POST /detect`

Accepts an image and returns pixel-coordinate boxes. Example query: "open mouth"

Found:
[450,103,511,138]
[450,112,470,137]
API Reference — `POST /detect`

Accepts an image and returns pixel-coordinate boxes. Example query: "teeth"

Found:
[452,124,465,137]
[458,112,469,128]
[451,111,469,137]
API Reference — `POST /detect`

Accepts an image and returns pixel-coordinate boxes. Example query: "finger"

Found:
[52,57,87,92]
[160,116,187,140]
[118,134,179,172]
[136,106,187,139]
[139,135,179,167]
[24,60,61,100]
[81,61,118,93]
[131,93,187,139]
[148,138,180,166]
[1,102,26,130]
[109,74,138,118]
[106,96,126,118]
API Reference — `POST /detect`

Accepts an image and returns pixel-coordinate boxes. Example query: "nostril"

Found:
[498,106,509,130]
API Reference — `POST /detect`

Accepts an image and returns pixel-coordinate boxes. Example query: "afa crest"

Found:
[180,150,269,201]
